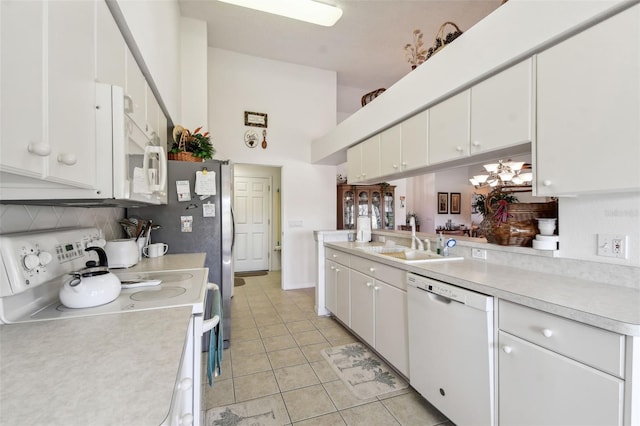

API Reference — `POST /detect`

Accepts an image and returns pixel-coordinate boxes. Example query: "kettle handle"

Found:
[85,246,109,268]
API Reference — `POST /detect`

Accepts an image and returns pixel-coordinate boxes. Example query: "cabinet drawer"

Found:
[325,247,350,267]
[499,300,625,378]
[350,255,405,290]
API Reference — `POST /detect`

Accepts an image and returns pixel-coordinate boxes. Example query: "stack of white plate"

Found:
[532,234,559,250]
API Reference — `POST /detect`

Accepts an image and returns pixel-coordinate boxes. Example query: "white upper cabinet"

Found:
[125,49,147,129]
[471,58,533,154]
[428,90,470,165]
[47,0,97,187]
[348,134,380,184]
[535,4,640,196]
[0,0,45,178]
[96,0,126,88]
[400,110,429,172]
[1,0,98,189]
[379,111,429,177]
[379,124,402,177]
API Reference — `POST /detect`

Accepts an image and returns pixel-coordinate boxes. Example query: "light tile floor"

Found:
[201,271,453,425]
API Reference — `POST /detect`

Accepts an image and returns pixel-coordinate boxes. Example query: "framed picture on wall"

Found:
[450,192,461,214]
[437,192,448,214]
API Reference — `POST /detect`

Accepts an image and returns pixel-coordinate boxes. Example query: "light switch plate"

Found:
[597,234,628,259]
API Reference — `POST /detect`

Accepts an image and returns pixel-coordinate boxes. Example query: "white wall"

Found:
[559,193,640,266]
[208,48,337,289]
[180,17,208,130]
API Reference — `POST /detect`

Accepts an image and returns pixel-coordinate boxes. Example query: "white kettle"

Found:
[59,247,121,308]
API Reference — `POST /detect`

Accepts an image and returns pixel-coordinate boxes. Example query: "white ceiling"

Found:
[178,0,501,94]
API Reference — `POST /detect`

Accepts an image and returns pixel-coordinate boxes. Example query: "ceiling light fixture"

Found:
[469,159,533,191]
[218,0,343,27]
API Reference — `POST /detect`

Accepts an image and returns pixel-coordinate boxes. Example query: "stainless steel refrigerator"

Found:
[129,159,234,349]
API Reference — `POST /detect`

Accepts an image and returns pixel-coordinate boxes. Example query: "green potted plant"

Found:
[169,125,215,162]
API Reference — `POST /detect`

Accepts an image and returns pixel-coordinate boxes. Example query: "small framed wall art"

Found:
[244,111,268,128]
[437,192,448,214]
[450,192,461,214]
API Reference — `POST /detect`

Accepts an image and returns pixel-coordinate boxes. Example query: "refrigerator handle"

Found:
[230,205,236,252]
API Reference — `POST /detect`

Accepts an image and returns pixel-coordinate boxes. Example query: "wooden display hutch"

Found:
[337,184,396,230]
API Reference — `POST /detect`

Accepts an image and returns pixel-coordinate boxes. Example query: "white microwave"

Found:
[0,83,167,207]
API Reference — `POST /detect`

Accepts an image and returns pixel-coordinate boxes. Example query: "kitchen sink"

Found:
[355,245,463,263]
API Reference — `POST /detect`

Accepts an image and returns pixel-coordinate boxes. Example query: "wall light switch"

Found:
[597,234,628,259]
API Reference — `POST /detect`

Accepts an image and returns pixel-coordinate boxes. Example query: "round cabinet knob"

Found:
[373,286,380,291]
[369,267,375,273]
[455,146,464,152]
[23,253,40,270]
[335,268,341,273]
[472,141,481,147]
[178,377,193,390]
[543,180,552,187]
[542,328,554,338]
[401,161,407,167]
[393,164,398,169]
[502,346,513,354]
[38,251,53,266]
[332,254,338,258]
[366,282,373,287]
[362,173,367,178]
[27,142,51,157]
[179,413,194,426]
[330,265,335,270]
[57,153,77,166]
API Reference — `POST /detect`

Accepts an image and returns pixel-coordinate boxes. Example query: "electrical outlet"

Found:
[472,248,487,259]
[597,234,628,259]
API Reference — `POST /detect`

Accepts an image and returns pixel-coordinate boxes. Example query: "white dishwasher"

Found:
[407,273,495,426]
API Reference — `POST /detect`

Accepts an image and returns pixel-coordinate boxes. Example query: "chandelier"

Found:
[469,160,533,190]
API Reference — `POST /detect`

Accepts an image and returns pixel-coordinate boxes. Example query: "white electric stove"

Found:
[0,227,214,426]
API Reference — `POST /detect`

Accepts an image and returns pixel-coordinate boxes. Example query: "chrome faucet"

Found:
[410,217,424,251]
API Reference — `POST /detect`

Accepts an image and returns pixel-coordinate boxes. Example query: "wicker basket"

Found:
[168,151,203,162]
[483,198,558,247]
[361,88,386,107]
[425,22,463,60]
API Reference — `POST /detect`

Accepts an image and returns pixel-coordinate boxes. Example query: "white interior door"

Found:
[234,176,270,272]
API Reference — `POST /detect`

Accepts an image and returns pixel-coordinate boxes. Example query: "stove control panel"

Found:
[0,228,103,297]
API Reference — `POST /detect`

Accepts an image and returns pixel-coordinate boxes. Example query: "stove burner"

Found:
[130,286,186,301]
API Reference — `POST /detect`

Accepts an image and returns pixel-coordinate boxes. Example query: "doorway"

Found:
[233,164,282,274]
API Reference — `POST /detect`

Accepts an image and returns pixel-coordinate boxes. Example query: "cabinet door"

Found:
[336,264,350,326]
[471,58,532,154]
[125,49,147,129]
[346,145,362,184]
[349,270,374,345]
[400,110,429,171]
[47,0,97,187]
[324,260,338,315]
[0,0,46,177]
[499,331,624,426]
[535,5,640,195]
[428,90,470,164]
[360,134,380,181]
[375,281,409,376]
[96,0,126,87]
[379,124,402,177]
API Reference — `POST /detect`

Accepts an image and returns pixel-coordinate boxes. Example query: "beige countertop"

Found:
[0,307,192,425]
[0,253,208,425]
[123,252,207,273]
[325,241,640,336]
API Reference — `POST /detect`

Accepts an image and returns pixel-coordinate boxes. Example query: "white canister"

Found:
[104,239,139,268]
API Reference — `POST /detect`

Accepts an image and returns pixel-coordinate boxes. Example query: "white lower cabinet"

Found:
[325,261,350,326]
[374,280,409,376]
[348,257,409,377]
[498,301,625,425]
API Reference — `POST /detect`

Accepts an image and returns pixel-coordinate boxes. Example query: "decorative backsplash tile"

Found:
[0,205,125,240]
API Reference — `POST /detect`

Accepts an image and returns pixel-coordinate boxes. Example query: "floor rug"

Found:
[234,277,245,287]
[205,394,289,426]
[321,342,408,400]
[235,271,268,277]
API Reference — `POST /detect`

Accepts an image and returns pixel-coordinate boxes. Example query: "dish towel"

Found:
[207,283,223,386]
